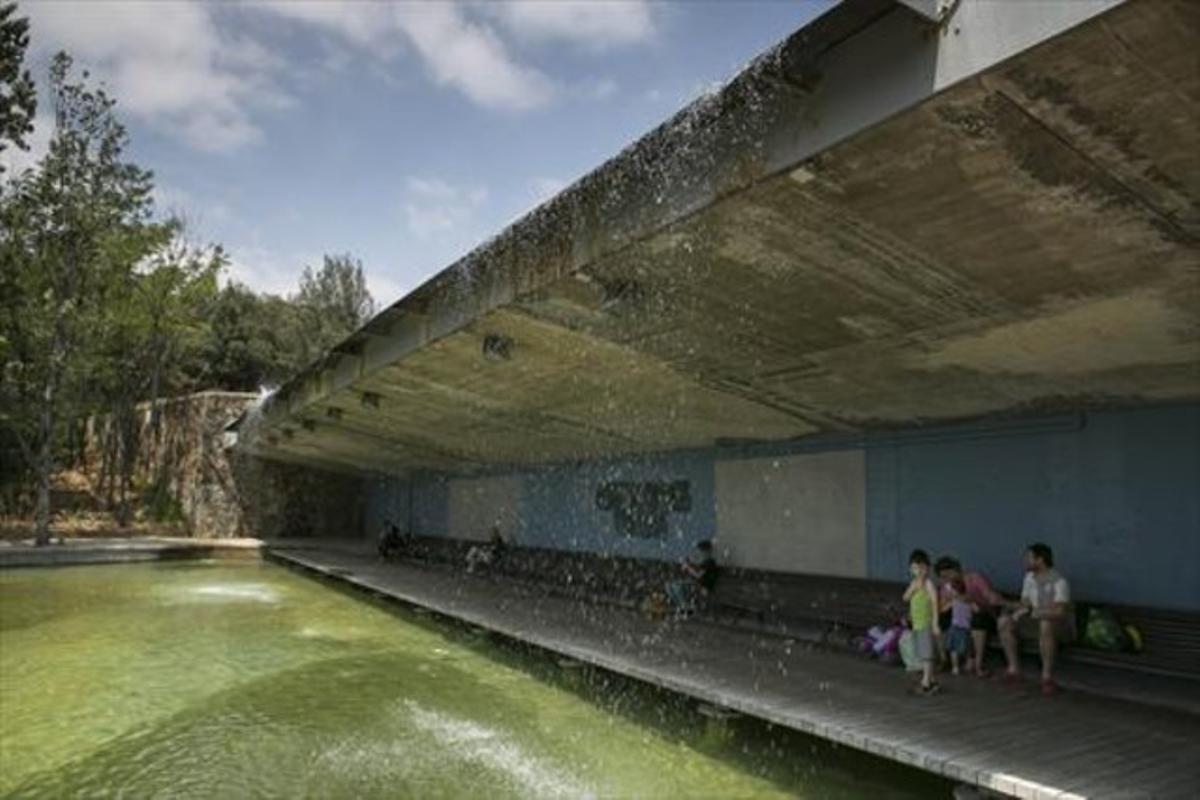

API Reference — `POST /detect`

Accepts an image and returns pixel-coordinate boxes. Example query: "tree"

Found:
[88,227,223,522]
[0,53,156,543]
[1,41,378,532]
[198,256,376,394]
[202,283,304,392]
[132,232,224,431]
[293,254,376,367]
[0,1,37,173]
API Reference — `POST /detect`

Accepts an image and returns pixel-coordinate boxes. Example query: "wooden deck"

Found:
[265,541,1200,800]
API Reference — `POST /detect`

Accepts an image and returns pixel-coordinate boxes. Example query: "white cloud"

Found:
[393,4,553,111]
[403,177,488,238]
[225,244,309,297]
[487,1,656,49]
[24,1,287,152]
[16,0,657,154]
[254,2,396,51]
[254,1,554,111]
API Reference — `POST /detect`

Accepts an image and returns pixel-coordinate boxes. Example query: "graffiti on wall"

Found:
[595,480,691,538]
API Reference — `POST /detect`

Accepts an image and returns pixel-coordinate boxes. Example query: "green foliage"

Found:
[0,1,37,172]
[201,256,376,392]
[202,283,302,391]
[142,477,184,524]
[293,254,376,367]
[0,44,378,529]
[0,52,161,536]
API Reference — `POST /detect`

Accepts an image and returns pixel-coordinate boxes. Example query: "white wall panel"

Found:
[715,451,866,576]
[447,476,521,541]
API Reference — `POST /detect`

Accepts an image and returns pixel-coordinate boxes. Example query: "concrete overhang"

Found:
[240,0,1199,476]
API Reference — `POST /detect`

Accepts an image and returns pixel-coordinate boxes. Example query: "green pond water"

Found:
[0,561,948,798]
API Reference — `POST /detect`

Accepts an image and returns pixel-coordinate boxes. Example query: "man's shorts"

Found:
[1015,614,1076,644]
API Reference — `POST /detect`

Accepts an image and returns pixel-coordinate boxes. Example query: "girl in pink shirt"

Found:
[935,557,1005,677]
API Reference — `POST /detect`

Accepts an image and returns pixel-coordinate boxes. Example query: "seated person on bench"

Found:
[934,555,1005,677]
[665,540,718,617]
[465,526,507,574]
[377,520,412,560]
[998,542,1075,695]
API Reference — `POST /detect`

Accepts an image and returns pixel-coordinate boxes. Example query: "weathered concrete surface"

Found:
[0,537,261,568]
[266,542,1200,800]
[243,0,1199,475]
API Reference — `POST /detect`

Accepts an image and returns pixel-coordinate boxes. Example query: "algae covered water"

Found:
[0,561,946,798]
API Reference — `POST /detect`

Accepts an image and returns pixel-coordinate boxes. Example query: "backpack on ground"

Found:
[1081,605,1131,652]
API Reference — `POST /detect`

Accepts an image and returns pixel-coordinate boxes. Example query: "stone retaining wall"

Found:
[82,391,363,539]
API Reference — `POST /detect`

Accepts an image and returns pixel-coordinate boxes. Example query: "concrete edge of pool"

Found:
[262,548,1025,799]
[0,538,263,568]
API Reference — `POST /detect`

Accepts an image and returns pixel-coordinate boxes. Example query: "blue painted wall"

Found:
[362,474,411,538]
[363,403,1200,611]
[515,453,717,561]
[370,453,717,561]
[866,404,1200,610]
[410,474,451,537]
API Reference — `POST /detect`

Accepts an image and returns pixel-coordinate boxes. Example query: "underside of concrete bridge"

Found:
[240,0,1199,475]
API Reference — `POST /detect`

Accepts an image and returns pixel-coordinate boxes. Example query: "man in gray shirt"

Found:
[998,543,1075,695]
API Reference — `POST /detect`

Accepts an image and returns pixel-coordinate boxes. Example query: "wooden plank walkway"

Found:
[266,541,1200,800]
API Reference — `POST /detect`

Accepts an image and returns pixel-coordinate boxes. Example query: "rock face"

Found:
[82,391,363,539]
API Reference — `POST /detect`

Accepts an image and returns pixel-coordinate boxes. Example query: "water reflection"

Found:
[1,561,949,798]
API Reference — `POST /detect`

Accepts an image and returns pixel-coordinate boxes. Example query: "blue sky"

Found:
[7,1,830,305]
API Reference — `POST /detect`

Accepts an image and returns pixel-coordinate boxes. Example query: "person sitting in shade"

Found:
[665,540,718,618]
[465,526,507,574]
[377,520,411,561]
[998,542,1075,696]
[934,556,1006,677]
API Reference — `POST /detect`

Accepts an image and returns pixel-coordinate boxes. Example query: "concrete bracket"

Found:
[895,0,962,27]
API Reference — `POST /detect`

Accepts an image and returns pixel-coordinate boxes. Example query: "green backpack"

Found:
[1082,605,1130,652]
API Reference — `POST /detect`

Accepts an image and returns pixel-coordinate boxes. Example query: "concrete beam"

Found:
[256,0,1130,435]
[239,0,1200,476]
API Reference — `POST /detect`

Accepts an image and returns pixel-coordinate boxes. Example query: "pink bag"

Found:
[875,625,902,656]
